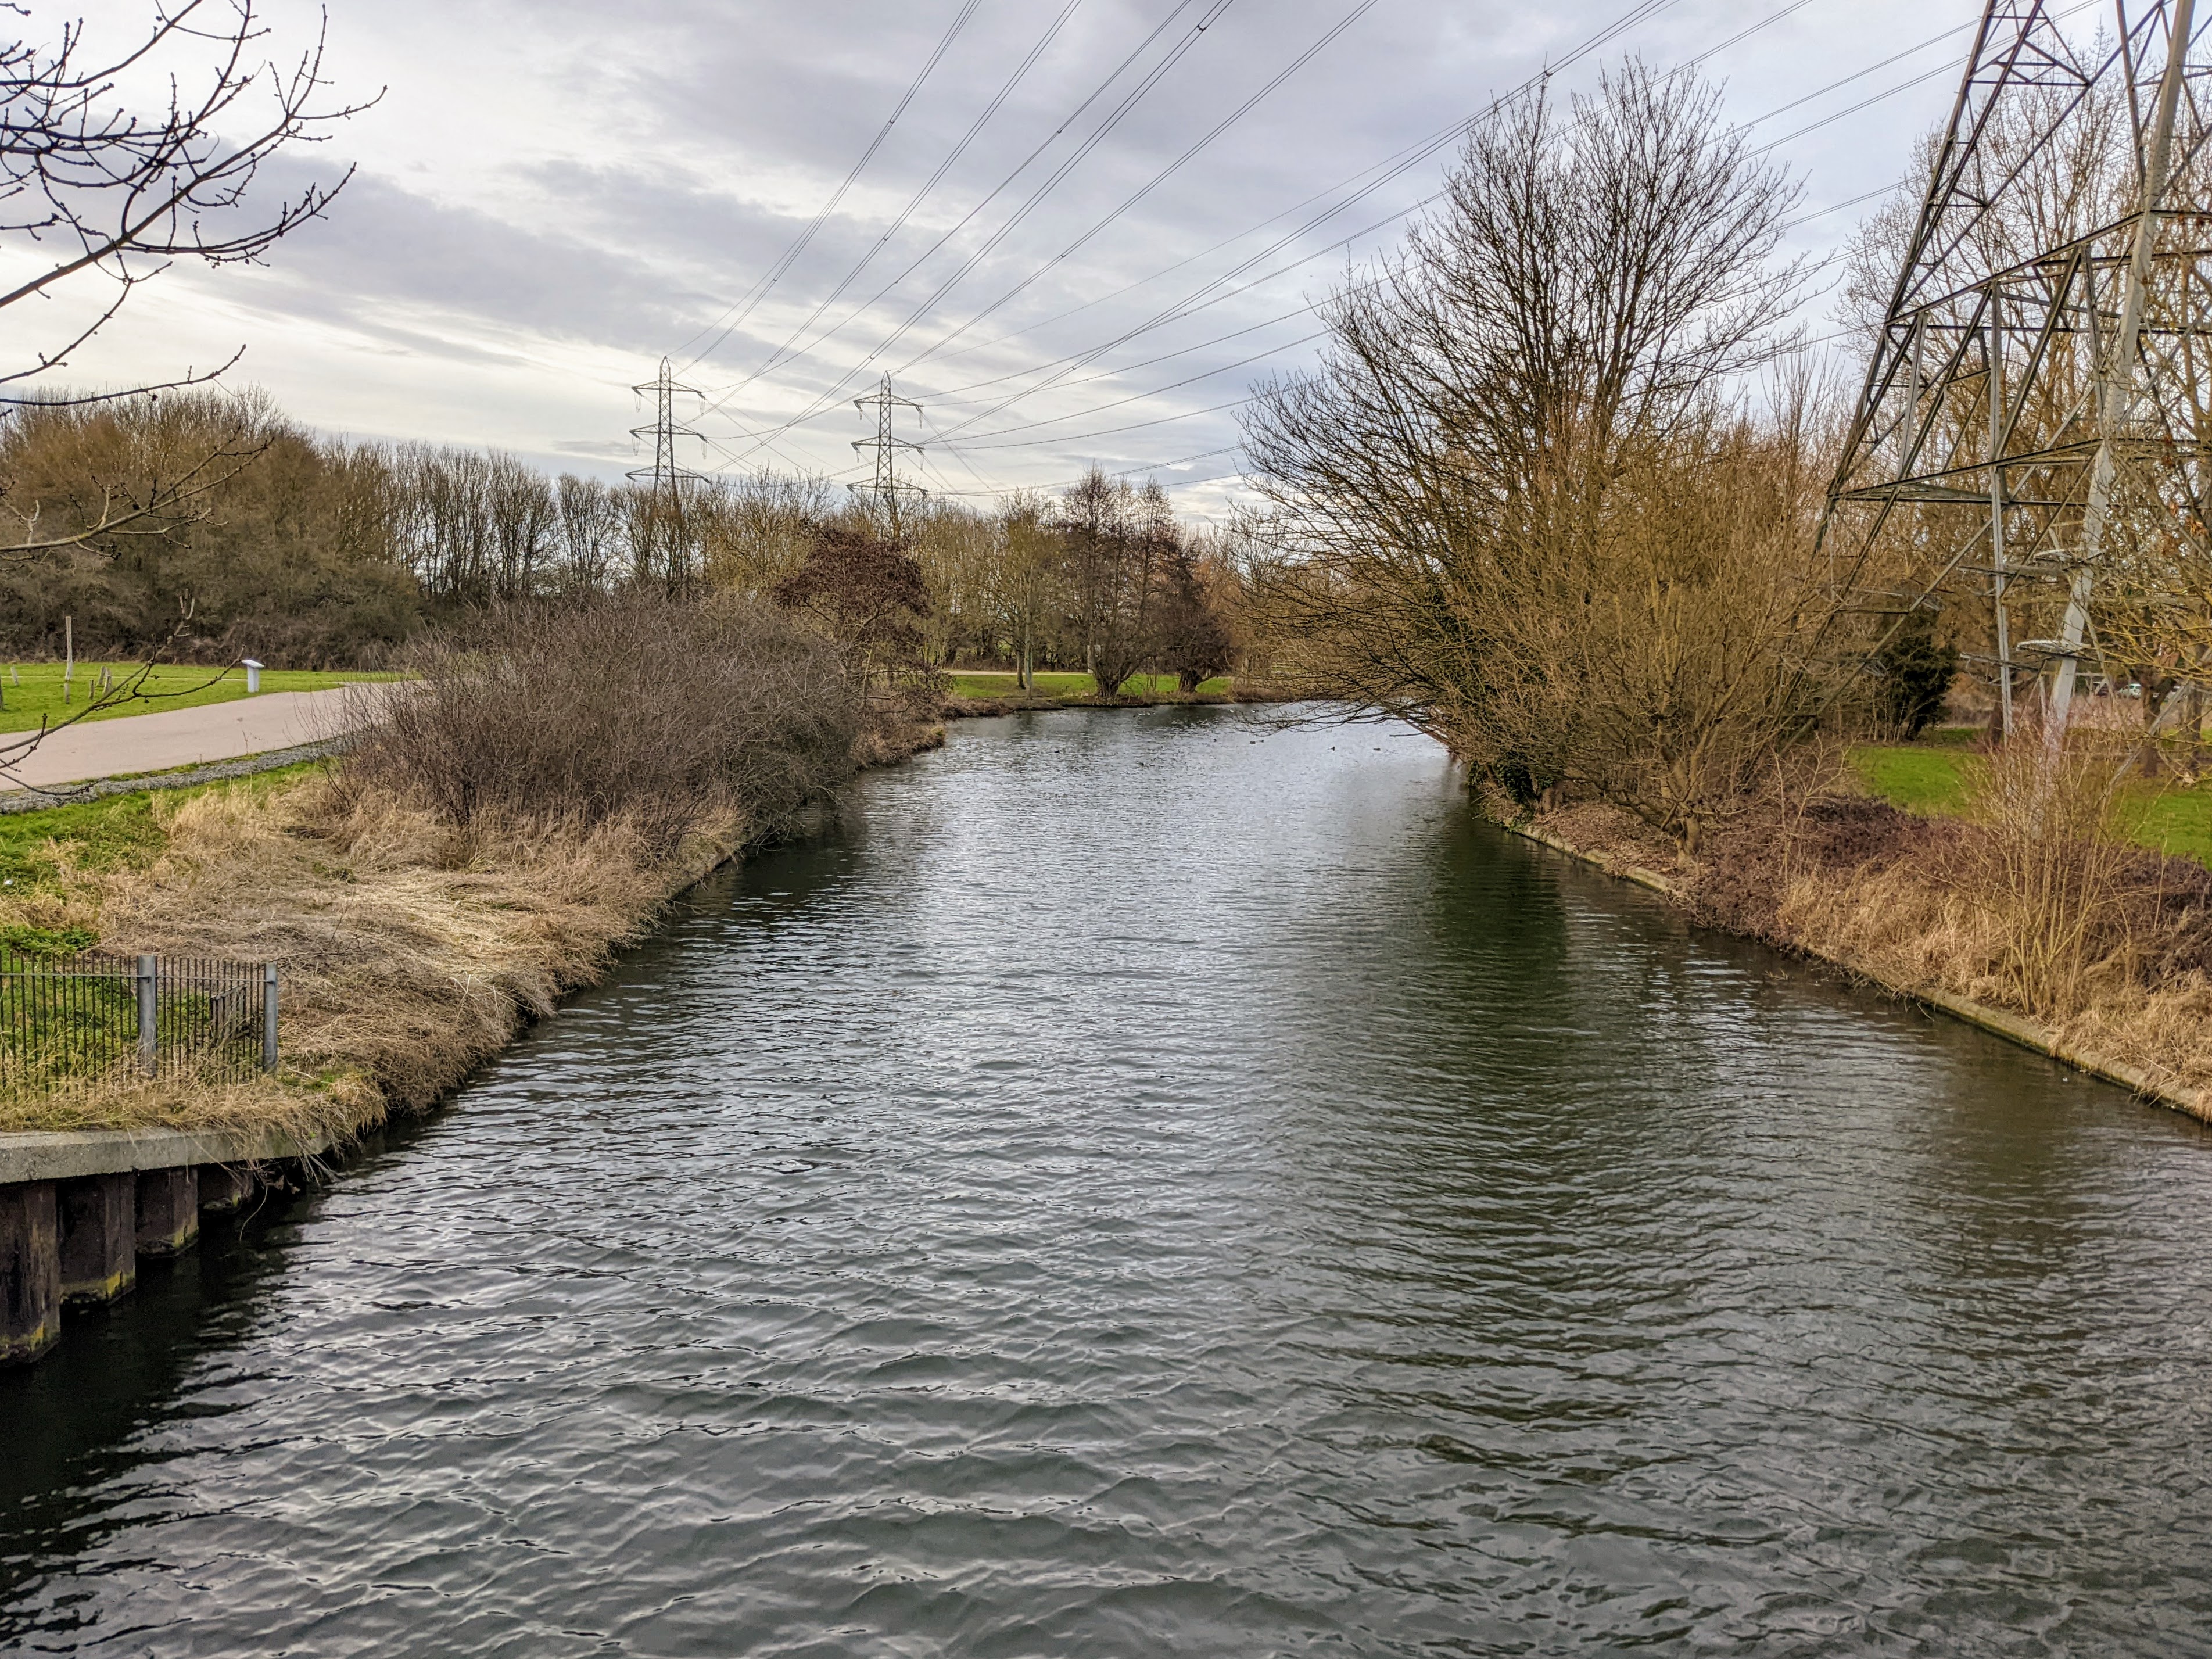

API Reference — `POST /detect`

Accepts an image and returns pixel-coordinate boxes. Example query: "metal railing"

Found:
[0,952,277,1097]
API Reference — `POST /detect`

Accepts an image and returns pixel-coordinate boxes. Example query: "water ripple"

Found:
[4,707,2211,1655]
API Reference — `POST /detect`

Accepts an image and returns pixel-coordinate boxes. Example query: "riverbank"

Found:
[17,712,2208,1652]
[940,672,1289,718]
[1494,794,2212,1124]
[0,709,945,1140]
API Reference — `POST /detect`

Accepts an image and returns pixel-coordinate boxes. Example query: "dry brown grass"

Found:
[0,771,754,1134]
[1512,762,2212,1118]
[1684,761,2212,1113]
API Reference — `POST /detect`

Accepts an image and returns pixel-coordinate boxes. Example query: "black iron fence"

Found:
[0,952,277,1097]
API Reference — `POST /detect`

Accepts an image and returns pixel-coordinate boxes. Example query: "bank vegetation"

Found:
[1,390,1246,700]
[1237,61,2212,1118]
[0,594,888,1135]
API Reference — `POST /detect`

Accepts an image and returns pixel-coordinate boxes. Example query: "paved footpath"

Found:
[0,687,377,793]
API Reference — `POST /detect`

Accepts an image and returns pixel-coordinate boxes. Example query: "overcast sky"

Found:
[20,0,2023,519]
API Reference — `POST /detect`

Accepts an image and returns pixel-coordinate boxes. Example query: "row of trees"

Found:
[1237,45,2212,843]
[0,388,1242,694]
[740,471,1237,696]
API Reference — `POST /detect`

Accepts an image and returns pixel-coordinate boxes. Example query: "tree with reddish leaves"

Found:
[770,523,932,694]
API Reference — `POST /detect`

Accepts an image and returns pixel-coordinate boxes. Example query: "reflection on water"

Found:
[4,707,2210,1656]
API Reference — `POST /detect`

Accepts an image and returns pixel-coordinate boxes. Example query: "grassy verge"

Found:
[0,662,402,734]
[1852,733,2212,867]
[0,765,758,1135]
[0,597,908,1138]
[0,761,328,901]
[945,670,1234,700]
[1507,788,2212,1121]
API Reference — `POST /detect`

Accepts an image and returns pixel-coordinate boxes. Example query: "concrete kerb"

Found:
[0,737,350,815]
[0,1123,334,1185]
[1,1123,336,1363]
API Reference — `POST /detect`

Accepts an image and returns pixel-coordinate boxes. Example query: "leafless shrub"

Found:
[1958,740,2149,1017]
[342,592,858,855]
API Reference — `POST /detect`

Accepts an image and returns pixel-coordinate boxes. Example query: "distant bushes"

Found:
[0,390,423,666]
[342,592,859,854]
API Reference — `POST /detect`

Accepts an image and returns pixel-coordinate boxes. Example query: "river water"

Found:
[3,707,2210,1656]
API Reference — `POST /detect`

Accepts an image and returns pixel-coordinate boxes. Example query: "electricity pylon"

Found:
[629,356,707,594]
[1818,0,2211,745]
[849,372,928,539]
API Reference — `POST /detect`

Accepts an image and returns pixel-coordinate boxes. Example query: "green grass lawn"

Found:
[1853,733,2212,866]
[0,661,400,735]
[946,670,1232,699]
[0,761,325,933]
[2113,788,2212,866]
[1852,743,1981,816]
[0,789,170,913]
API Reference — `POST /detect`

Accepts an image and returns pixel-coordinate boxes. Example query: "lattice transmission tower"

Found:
[630,356,708,594]
[1820,0,2212,743]
[850,372,928,540]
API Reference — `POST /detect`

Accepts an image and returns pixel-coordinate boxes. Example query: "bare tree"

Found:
[2,0,367,557]
[554,473,626,593]
[485,452,555,599]
[990,494,1063,690]
[1245,61,1822,843]
[1056,470,1175,698]
[0,1,364,764]
[698,472,838,600]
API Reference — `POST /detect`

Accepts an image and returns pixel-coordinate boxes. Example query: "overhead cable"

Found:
[693,0,1236,433]
[698,0,1092,392]
[896,0,1385,375]
[674,0,987,370]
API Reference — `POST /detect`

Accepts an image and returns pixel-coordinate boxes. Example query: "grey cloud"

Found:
[134,0,1976,505]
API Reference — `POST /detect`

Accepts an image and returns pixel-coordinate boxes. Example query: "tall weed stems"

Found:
[1964,739,2137,1017]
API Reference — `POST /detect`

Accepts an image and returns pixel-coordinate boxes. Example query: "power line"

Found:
[701,0,1092,400]
[693,0,1238,437]
[910,0,1809,388]
[921,0,2012,454]
[715,0,1991,488]
[949,330,1324,449]
[675,0,987,371]
[897,0,1385,375]
[1749,0,2101,154]
[726,0,1696,466]
[928,294,1325,405]
[921,0,1722,443]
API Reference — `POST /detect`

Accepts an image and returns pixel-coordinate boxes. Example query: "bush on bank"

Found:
[0,594,883,1133]
[340,592,861,855]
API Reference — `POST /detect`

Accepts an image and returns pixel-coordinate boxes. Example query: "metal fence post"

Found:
[262,964,279,1072]
[136,954,158,1078]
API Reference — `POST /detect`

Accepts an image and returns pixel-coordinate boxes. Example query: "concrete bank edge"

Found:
[0,1123,334,1184]
[1497,816,2209,1124]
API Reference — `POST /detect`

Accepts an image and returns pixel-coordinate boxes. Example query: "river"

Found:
[3,707,2210,1655]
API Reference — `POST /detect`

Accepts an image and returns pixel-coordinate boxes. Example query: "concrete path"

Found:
[0,687,377,793]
